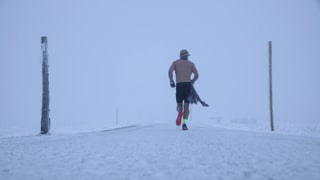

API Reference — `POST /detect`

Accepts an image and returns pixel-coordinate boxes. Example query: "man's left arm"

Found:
[191,64,199,84]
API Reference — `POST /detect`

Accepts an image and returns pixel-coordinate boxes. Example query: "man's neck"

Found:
[180,56,188,60]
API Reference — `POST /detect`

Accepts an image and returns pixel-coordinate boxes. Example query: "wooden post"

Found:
[269,41,274,131]
[40,36,50,134]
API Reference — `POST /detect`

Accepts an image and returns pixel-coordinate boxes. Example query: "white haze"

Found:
[0,0,320,136]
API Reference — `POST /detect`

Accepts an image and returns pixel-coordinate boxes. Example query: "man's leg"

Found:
[183,103,189,122]
[176,103,183,126]
[182,103,189,130]
[177,103,183,113]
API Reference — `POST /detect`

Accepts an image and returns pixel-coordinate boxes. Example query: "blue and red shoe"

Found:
[182,123,188,130]
[176,112,183,126]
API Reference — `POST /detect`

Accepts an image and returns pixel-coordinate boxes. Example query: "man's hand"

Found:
[170,80,175,88]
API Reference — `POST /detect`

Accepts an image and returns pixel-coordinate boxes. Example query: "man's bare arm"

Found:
[168,62,175,81]
[191,64,199,83]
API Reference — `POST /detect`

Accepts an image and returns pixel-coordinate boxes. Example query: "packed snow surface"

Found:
[1,123,320,180]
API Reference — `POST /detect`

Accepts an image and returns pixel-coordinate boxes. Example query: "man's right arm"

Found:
[168,61,175,81]
[168,61,176,87]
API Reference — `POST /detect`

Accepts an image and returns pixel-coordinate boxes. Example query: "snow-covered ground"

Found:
[1,122,319,180]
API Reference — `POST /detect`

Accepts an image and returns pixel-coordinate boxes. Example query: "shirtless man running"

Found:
[168,49,199,130]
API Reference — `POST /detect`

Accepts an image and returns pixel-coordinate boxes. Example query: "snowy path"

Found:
[1,123,320,180]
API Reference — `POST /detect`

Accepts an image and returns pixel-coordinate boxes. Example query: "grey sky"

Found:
[0,0,319,135]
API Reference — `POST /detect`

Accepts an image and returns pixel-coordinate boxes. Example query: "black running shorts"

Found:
[176,82,191,103]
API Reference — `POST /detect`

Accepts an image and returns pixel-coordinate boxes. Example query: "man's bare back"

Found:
[168,49,201,130]
[168,59,199,83]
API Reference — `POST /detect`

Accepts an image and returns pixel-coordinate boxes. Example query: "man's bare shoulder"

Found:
[188,60,195,65]
[183,60,195,67]
[173,59,195,64]
[172,59,182,63]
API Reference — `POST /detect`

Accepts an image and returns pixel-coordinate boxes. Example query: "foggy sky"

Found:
[1,0,320,135]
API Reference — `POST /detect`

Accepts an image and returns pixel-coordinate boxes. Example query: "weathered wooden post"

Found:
[269,41,274,131]
[40,36,50,134]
